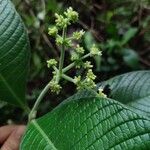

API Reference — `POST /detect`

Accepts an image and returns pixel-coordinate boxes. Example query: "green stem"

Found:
[82,53,91,59]
[62,74,75,83]
[28,28,68,122]
[67,36,75,41]
[57,27,66,82]
[28,82,50,122]
[63,53,91,73]
[63,63,75,73]
[53,66,58,72]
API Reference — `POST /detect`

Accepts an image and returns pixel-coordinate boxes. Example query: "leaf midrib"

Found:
[32,120,58,150]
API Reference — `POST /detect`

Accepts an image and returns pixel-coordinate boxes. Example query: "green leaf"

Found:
[98,71,150,118]
[84,31,95,49]
[121,28,138,45]
[21,90,150,149]
[122,49,139,69]
[0,0,30,109]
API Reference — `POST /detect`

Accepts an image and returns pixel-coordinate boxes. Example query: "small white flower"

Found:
[98,87,107,98]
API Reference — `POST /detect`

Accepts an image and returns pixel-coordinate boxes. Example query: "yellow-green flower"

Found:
[86,69,96,80]
[71,52,80,61]
[47,59,57,68]
[75,45,85,54]
[48,26,58,37]
[49,80,62,94]
[84,61,93,69]
[91,44,102,56]
[73,30,85,40]
[55,13,69,28]
[56,35,64,45]
[74,76,81,84]
[98,88,107,98]
[64,7,79,22]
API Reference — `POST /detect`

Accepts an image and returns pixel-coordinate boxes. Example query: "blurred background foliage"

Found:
[1,0,150,125]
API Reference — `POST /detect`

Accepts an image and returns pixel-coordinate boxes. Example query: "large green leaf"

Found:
[98,71,150,118]
[21,90,150,149]
[0,0,30,109]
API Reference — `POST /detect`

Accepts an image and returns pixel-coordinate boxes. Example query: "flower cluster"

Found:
[55,35,64,45]
[51,7,79,30]
[91,44,102,56]
[48,26,58,37]
[71,44,85,62]
[47,7,106,97]
[49,80,62,94]
[47,59,57,68]
[98,88,107,98]
[75,45,85,54]
[55,14,68,28]
[74,69,96,90]
[84,61,93,69]
[73,30,85,40]
[64,7,78,23]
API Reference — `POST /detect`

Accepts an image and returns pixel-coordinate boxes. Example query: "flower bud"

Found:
[64,7,79,22]
[75,45,85,54]
[84,61,93,69]
[55,13,69,28]
[71,52,80,61]
[86,69,96,80]
[48,26,58,37]
[98,88,107,98]
[91,44,102,56]
[73,30,85,40]
[49,80,62,94]
[47,59,57,68]
[56,35,64,45]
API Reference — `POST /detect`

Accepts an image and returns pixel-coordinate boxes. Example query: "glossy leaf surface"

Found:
[0,0,30,108]
[21,90,150,149]
[98,71,150,118]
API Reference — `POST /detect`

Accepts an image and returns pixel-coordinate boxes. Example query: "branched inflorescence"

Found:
[47,7,106,97]
[28,7,106,122]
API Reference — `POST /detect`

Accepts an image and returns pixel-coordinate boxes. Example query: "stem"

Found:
[53,66,58,72]
[67,37,75,41]
[62,74,75,83]
[63,63,75,73]
[63,53,91,73]
[82,53,91,59]
[28,83,50,122]
[57,27,66,82]
[28,28,67,122]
